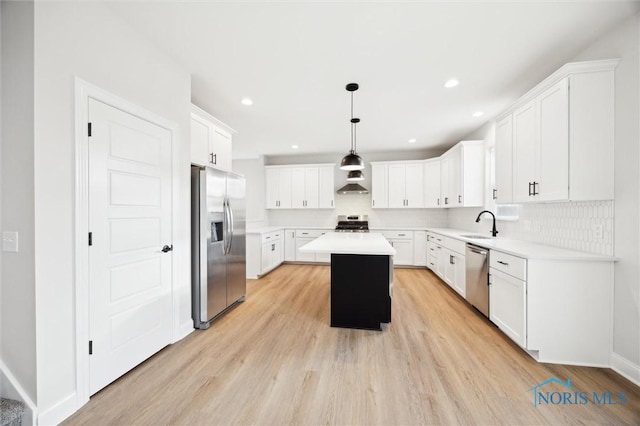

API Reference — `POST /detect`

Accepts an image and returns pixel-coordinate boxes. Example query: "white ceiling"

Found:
[108,1,639,159]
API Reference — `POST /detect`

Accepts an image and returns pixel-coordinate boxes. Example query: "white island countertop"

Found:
[299,232,396,256]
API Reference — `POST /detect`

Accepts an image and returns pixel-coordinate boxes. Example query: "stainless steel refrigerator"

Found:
[191,166,246,329]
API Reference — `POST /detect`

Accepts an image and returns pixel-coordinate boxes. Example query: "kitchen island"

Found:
[299,232,396,330]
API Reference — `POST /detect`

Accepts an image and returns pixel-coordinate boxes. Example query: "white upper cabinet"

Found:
[423,158,441,208]
[190,105,235,172]
[291,167,319,208]
[440,141,484,208]
[513,100,538,203]
[374,161,424,208]
[513,79,569,202]
[498,59,617,203]
[318,165,335,209]
[266,167,292,209]
[404,163,425,208]
[494,115,513,204]
[371,163,388,209]
[266,164,335,209]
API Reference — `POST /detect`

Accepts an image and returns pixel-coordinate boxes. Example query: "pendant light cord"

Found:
[350,91,355,153]
[354,122,357,153]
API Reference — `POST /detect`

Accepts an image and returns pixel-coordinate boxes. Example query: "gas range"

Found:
[335,215,370,233]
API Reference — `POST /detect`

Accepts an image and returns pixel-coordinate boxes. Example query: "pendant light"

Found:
[340,83,364,171]
[346,170,364,182]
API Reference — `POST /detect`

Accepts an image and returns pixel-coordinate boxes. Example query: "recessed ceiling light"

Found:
[472,111,484,117]
[241,97,253,106]
[291,145,299,149]
[444,79,459,88]
[408,138,417,143]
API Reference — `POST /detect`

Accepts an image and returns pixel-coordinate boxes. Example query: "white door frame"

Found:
[73,78,182,407]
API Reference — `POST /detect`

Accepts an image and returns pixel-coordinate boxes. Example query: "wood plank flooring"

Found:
[64,265,640,425]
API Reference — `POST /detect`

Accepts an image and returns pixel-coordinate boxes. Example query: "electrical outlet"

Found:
[593,224,604,241]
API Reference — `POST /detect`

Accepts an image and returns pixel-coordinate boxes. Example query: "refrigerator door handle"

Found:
[227,198,234,254]
[223,198,230,255]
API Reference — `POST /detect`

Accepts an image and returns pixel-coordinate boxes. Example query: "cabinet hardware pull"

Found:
[372,200,375,207]
[532,181,539,196]
[458,195,462,204]
[450,255,455,264]
[497,260,509,266]
[437,198,440,205]
[444,197,448,205]
[398,233,405,236]
[528,182,533,196]
[492,188,497,200]
[210,153,217,164]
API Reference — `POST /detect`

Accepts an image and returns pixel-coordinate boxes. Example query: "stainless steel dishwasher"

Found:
[465,244,489,317]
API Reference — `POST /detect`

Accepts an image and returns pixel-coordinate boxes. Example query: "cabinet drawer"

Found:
[381,230,413,240]
[444,237,466,255]
[430,233,445,244]
[261,230,282,244]
[490,250,526,281]
[295,229,328,238]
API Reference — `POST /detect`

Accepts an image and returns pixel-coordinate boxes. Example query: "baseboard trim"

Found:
[177,321,194,342]
[611,352,640,387]
[37,392,76,426]
[0,359,37,425]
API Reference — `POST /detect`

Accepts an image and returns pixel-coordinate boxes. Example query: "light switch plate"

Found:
[2,231,19,252]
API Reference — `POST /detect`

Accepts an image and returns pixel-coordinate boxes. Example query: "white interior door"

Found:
[88,98,173,395]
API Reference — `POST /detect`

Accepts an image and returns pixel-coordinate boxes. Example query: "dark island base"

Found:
[330,253,392,331]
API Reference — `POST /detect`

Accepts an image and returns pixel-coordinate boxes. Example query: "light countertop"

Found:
[247,226,333,235]
[427,228,616,262]
[299,232,396,256]
[246,226,285,235]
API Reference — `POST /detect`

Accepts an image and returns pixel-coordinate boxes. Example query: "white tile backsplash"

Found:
[267,193,449,229]
[448,200,614,256]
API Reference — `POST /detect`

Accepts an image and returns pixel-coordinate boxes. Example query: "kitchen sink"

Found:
[460,234,492,240]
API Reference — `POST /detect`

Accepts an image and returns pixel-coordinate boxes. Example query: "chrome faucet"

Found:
[475,210,498,237]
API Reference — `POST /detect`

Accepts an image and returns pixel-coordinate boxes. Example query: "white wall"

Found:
[233,157,267,227]
[264,150,449,229]
[33,1,192,419]
[570,13,640,372]
[0,0,37,404]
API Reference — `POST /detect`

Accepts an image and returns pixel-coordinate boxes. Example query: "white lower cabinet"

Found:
[413,231,427,267]
[294,229,330,263]
[262,238,283,273]
[427,232,465,296]
[284,229,296,261]
[381,230,414,266]
[489,268,527,348]
[295,236,316,262]
[444,249,466,298]
[488,248,613,366]
[246,229,284,278]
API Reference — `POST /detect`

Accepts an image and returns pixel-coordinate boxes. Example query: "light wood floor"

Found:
[64,265,640,425]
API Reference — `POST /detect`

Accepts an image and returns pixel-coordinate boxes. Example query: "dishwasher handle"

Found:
[468,247,487,256]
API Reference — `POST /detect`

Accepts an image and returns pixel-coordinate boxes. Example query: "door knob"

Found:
[161,245,173,253]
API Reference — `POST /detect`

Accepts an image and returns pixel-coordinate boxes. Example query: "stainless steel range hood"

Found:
[336,183,369,194]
